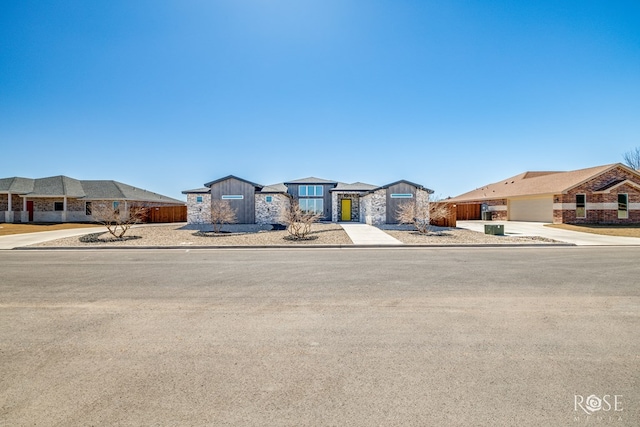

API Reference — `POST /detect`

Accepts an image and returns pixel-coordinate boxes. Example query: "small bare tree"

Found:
[623,147,640,170]
[396,196,451,234]
[280,198,322,240]
[91,201,147,239]
[211,200,237,233]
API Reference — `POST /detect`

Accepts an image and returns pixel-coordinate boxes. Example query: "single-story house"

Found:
[183,175,433,225]
[0,175,185,223]
[448,163,640,224]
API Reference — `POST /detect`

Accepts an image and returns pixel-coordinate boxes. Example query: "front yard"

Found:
[546,223,640,238]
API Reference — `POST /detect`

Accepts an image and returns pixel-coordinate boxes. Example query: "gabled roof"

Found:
[594,179,640,193]
[449,163,635,202]
[375,180,434,194]
[182,187,210,194]
[332,182,378,192]
[284,177,338,185]
[203,175,263,189]
[81,180,184,204]
[0,177,35,194]
[26,176,86,198]
[0,175,184,204]
[259,183,288,194]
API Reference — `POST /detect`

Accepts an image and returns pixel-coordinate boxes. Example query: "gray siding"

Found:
[210,178,256,224]
[287,183,333,220]
[386,183,417,224]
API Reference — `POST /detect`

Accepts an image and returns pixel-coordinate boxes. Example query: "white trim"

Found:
[487,205,507,211]
[390,193,413,198]
[221,195,244,200]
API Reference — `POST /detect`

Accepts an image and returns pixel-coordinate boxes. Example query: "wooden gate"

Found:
[142,206,187,223]
[430,202,457,227]
[456,203,482,220]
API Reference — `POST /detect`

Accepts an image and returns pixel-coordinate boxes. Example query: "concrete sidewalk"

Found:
[0,227,102,250]
[457,220,640,246]
[340,223,403,245]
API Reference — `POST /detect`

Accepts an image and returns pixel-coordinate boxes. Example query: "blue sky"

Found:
[1,0,639,201]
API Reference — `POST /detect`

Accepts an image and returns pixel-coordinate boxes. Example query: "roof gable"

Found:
[284,177,338,185]
[376,180,434,193]
[449,163,624,202]
[204,175,263,189]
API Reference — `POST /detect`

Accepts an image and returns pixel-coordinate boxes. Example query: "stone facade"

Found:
[255,194,289,225]
[360,189,387,225]
[186,193,212,224]
[332,192,360,222]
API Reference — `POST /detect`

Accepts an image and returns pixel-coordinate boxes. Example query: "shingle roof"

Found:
[259,183,288,193]
[182,187,211,194]
[332,182,378,191]
[0,177,35,193]
[284,177,338,185]
[449,163,626,202]
[0,175,184,204]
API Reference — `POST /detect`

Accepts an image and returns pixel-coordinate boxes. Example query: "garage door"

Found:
[509,197,553,222]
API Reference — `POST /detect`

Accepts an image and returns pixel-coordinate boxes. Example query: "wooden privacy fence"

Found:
[430,202,457,227]
[139,205,187,223]
[456,203,482,220]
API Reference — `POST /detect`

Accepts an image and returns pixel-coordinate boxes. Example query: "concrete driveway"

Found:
[457,220,640,246]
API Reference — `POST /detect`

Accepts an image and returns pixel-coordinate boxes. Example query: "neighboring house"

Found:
[183,175,433,226]
[448,163,640,224]
[0,175,185,223]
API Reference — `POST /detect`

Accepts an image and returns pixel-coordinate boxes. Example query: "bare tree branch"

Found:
[279,197,321,240]
[211,200,237,233]
[623,147,640,170]
[395,194,450,234]
[91,202,147,239]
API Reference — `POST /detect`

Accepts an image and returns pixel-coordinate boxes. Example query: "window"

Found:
[576,194,586,218]
[266,196,273,203]
[221,195,244,200]
[54,202,64,211]
[113,201,120,214]
[196,196,203,203]
[390,193,413,198]
[299,198,324,215]
[298,185,323,197]
[618,194,628,219]
[85,202,92,215]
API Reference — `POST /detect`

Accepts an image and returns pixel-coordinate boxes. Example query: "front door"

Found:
[27,201,34,222]
[341,199,351,221]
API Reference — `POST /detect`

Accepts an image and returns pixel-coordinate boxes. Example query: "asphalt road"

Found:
[1,248,639,426]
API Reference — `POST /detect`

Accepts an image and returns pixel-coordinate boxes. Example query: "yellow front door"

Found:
[341,199,351,221]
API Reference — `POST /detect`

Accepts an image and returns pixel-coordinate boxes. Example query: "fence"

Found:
[430,202,457,227]
[456,203,482,220]
[142,205,187,223]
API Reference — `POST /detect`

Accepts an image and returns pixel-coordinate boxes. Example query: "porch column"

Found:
[62,196,68,222]
[22,197,28,222]
[5,192,13,222]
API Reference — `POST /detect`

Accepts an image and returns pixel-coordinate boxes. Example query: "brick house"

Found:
[448,163,640,224]
[183,175,433,226]
[0,175,185,223]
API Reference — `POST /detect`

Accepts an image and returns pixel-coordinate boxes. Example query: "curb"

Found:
[12,243,577,250]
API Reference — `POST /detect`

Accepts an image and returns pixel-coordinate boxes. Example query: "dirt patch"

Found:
[546,223,640,238]
[0,223,102,236]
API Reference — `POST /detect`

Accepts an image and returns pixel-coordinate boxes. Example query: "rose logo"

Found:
[585,395,602,413]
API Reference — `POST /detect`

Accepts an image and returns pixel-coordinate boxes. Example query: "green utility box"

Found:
[484,224,504,235]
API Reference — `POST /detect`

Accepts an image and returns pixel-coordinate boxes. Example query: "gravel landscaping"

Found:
[32,223,353,247]
[30,222,564,247]
[382,226,561,245]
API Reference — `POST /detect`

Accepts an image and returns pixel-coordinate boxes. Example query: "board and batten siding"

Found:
[286,183,333,221]
[209,178,256,224]
[386,182,417,224]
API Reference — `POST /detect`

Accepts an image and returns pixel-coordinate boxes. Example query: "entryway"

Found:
[341,199,351,221]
